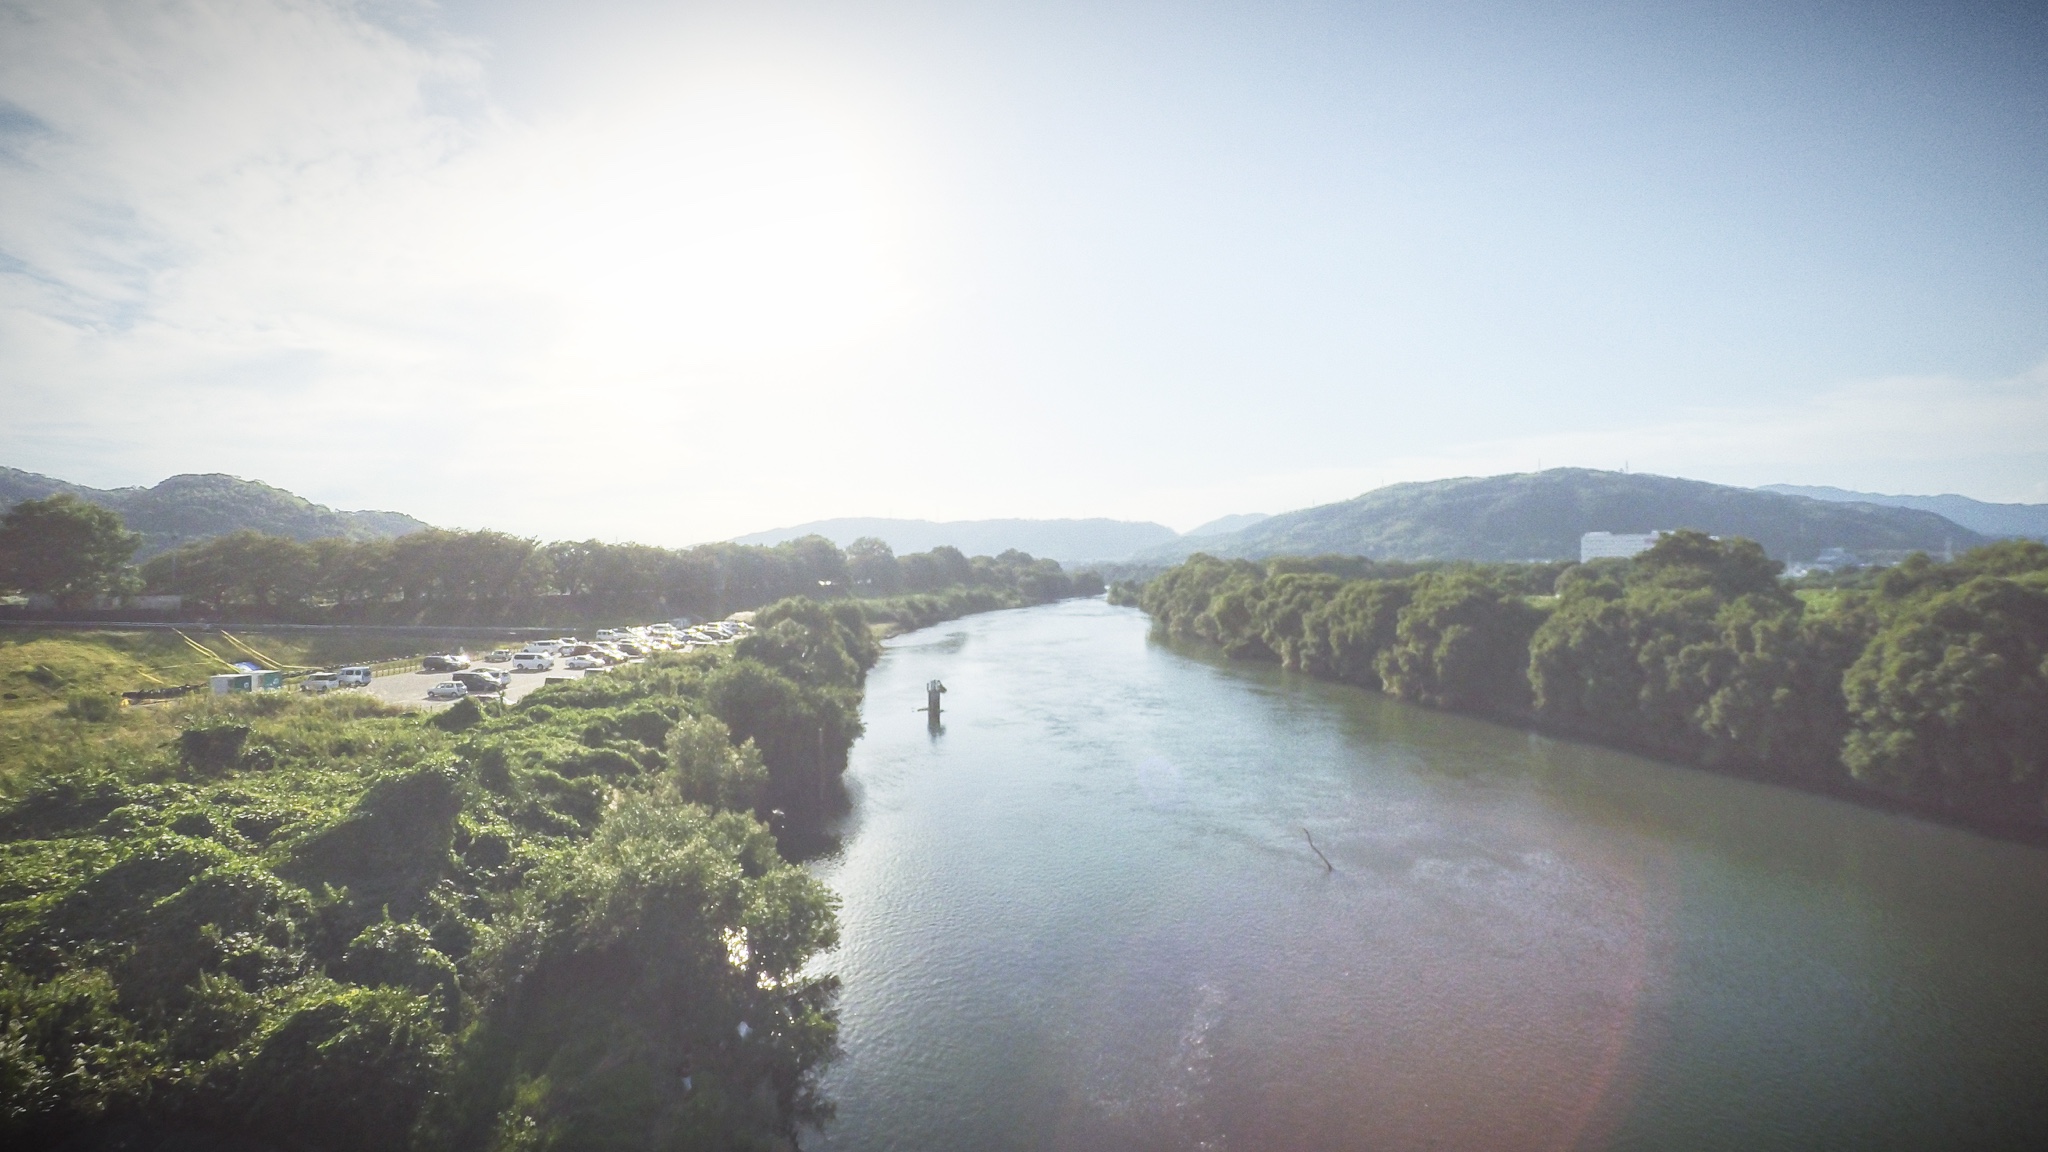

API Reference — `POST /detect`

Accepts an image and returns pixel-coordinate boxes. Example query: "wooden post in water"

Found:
[923,679,946,731]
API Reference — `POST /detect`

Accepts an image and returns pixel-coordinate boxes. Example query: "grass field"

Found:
[0,629,535,792]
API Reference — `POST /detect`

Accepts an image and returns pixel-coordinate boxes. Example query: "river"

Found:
[804,598,2048,1151]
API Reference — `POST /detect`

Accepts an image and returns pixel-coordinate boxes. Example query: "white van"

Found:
[302,672,342,693]
[513,652,555,672]
[337,666,372,687]
[526,639,562,653]
[595,628,623,642]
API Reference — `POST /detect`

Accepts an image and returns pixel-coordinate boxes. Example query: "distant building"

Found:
[1580,531,1666,563]
[1786,547,1862,579]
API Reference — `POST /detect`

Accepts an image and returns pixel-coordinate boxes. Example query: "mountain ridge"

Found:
[1759,484,2048,540]
[0,467,431,558]
[1140,469,1991,563]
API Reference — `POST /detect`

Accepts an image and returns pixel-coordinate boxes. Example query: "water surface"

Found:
[807,599,2048,1151]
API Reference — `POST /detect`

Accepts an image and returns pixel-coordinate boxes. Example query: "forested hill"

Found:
[0,467,430,557]
[733,516,1178,562]
[1761,484,2048,540]
[1140,469,1989,563]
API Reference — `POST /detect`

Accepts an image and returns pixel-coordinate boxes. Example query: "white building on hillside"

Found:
[1580,530,1666,562]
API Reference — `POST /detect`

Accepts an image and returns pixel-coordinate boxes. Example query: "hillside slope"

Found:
[732,516,1177,562]
[1761,484,2048,540]
[1144,469,1988,563]
[0,467,430,557]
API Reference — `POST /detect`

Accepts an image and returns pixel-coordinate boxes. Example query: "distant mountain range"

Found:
[1760,484,2048,541]
[12,463,2026,572]
[0,467,431,558]
[731,517,1181,563]
[1183,512,1271,538]
[1139,469,1992,564]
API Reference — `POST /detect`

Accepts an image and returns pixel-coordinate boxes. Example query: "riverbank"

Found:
[1133,537,2048,837]
[0,597,873,1150]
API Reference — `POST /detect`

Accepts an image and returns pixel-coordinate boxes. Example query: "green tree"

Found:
[0,495,141,606]
[1253,572,1344,669]
[846,537,903,595]
[1842,574,2048,819]
[1377,572,1542,713]
[1299,579,1412,687]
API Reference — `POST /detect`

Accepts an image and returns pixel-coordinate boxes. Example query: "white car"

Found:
[564,654,605,670]
[427,681,468,700]
[513,652,555,672]
[301,672,343,693]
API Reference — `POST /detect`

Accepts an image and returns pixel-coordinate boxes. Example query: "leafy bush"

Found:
[62,692,118,722]
[1132,535,2048,827]
[179,723,251,772]
[0,598,880,1148]
[1843,574,2048,819]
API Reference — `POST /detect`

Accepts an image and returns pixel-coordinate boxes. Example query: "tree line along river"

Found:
[804,597,2048,1152]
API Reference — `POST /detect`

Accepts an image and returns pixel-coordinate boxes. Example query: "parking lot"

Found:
[357,661,596,711]
[296,621,752,712]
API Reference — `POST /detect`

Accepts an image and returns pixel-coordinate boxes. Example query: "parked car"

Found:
[337,666,373,686]
[564,654,605,670]
[426,681,468,700]
[452,671,503,694]
[422,654,470,672]
[513,652,555,672]
[301,672,343,693]
[482,649,513,663]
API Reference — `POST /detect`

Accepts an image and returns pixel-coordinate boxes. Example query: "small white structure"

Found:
[1580,531,1666,563]
[210,670,284,694]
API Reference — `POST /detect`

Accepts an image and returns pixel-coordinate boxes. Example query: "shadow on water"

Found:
[897,630,969,655]
[772,777,853,863]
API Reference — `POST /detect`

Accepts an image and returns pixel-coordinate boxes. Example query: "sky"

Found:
[2,0,2045,544]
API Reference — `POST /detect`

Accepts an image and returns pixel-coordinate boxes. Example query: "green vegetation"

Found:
[0,518,1103,1147]
[0,495,142,608]
[0,630,533,793]
[0,596,878,1150]
[1136,535,2048,828]
[133,531,1101,628]
[1145,467,1991,564]
[0,468,430,559]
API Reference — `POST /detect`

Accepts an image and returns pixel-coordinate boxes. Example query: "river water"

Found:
[805,599,2048,1151]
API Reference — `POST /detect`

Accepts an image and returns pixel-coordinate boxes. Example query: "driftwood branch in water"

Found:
[1302,827,1334,872]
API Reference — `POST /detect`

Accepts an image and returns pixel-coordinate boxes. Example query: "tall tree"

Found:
[0,494,141,606]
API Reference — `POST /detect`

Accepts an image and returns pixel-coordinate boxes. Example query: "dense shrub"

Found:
[1132,534,2048,828]
[0,598,875,1149]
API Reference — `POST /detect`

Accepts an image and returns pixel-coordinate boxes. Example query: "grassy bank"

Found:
[0,598,876,1150]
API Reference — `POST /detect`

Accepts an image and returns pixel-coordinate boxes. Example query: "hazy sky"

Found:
[3,0,2045,543]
